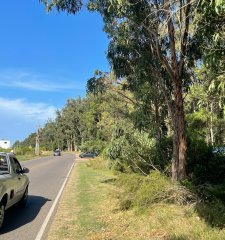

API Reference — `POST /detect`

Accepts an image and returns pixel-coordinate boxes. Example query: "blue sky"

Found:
[0,0,109,144]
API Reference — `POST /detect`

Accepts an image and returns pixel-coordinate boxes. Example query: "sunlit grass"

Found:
[47,158,225,240]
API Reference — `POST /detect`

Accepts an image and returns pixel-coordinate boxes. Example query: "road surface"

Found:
[0,153,75,240]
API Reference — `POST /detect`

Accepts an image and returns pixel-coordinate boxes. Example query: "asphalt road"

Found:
[0,153,75,240]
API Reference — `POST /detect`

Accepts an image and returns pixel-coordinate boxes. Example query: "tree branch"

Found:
[179,0,191,77]
[144,25,175,82]
[164,0,178,76]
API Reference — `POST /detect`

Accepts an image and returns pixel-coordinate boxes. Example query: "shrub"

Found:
[79,139,106,153]
[186,139,225,184]
[196,199,225,228]
[14,146,34,155]
[106,125,172,175]
[86,157,107,170]
[0,147,11,153]
[116,171,196,210]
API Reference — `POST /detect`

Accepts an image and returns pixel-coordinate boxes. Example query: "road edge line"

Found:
[35,160,75,240]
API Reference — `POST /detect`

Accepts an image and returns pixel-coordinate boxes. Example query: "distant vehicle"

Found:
[53,149,61,156]
[0,152,29,229]
[79,152,98,158]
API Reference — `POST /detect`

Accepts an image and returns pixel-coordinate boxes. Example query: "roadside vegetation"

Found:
[0,147,51,161]
[16,0,225,238]
[48,157,225,240]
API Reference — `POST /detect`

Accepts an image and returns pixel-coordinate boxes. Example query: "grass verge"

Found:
[47,158,225,240]
[17,151,52,161]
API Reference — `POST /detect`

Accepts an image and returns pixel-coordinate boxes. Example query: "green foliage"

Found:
[34,1,225,236]
[14,133,36,148]
[86,70,107,95]
[107,123,172,174]
[14,146,34,156]
[186,139,225,184]
[196,199,225,228]
[0,147,11,153]
[79,139,106,153]
[85,156,108,170]
[190,0,225,76]
[186,109,209,139]
[39,0,82,14]
[116,171,196,210]
[186,70,225,146]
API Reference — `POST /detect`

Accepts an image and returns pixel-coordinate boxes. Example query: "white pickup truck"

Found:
[0,152,29,229]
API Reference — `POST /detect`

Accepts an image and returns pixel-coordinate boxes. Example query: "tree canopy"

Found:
[28,0,225,182]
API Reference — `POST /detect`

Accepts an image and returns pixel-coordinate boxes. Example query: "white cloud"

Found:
[0,97,56,123]
[0,69,85,92]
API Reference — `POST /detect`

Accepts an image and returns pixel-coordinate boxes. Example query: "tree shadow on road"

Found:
[0,195,51,234]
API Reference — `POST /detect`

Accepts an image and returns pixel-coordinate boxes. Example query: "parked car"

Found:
[53,149,61,156]
[79,152,98,158]
[0,152,29,229]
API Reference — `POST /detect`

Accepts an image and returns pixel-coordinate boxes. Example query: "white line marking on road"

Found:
[35,161,75,240]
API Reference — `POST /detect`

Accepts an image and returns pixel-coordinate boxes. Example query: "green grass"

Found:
[16,154,39,161]
[0,147,52,162]
[48,159,116,240]
[16,151,52,161]
[75,164,108,236]
[48,158,225,240]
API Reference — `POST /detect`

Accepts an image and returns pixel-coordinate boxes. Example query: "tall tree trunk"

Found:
[67,139,70,151]
[210,102,214,146]
[172,79,187,181]
[154,99,162,144]
[206,103,210,145]
[73,137,77,151]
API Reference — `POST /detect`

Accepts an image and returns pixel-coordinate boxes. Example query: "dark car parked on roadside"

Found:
[79,152,98,158]
[53,149,61,156]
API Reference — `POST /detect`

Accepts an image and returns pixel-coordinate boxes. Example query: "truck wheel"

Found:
[0,203,5,229]
[20,187,28,207]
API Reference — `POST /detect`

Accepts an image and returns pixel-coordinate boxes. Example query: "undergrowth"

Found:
[86,156,108,170]
[87,157,225,230]
[116,171,197,211]
[48,157,225,240]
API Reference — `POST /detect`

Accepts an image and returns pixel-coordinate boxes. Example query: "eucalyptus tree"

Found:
[18,133,36,148]
[57,98,85,151]
[38,0,223,180]
[40,120,57,150]
[54,110,67,150]
[190,0,225,75]
[189,0,225,146]
[86,71,135,146]
[39,0,190,180]
[87,70,169,151]
[86,0,196,180]
[186,66,225,146]
[39,0,82,13]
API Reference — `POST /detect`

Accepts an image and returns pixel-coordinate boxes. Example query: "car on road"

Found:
[79,152,98,158]
[53,149,61,156]
[0,152,29,229]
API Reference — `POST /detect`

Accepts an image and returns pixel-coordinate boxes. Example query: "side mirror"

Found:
[22,167,29,174]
